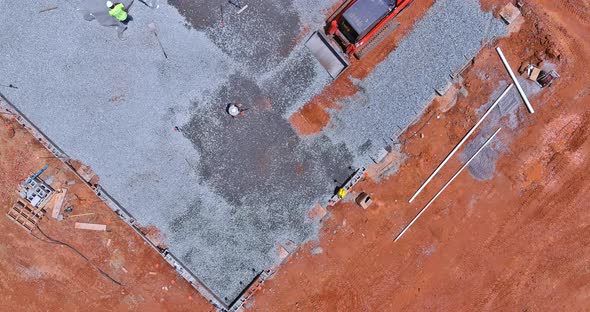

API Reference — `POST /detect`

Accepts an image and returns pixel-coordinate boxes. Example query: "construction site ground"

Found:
[1,0,589,311]
[0,117,212,311]
[251,0,590,310]
[1,0,505,304]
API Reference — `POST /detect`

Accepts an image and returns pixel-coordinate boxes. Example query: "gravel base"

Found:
[0,0,507,304]
[323,0,506,167]
[0,0,344,304]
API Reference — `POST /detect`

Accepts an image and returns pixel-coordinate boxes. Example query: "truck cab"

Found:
[331,0,397,49]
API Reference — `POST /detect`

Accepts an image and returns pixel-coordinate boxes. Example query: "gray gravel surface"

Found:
[324,0,506,167]
[0,0,346,304]
[0,0,506,304]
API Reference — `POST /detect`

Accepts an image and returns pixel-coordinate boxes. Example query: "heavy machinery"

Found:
[306,0,413,78]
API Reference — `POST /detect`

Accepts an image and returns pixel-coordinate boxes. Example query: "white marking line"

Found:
[395,128,502,242]
[409,84,513,203]
[496,46,534,114]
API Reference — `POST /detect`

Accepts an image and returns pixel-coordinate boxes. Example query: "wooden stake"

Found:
[51,189,67,219]
[39,6,58,13]
[67,212,95,218]
[75,222,106,231]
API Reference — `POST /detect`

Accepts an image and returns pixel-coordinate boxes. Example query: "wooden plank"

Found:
[499,3,520,24]
[39,6,58,13]
[75,222,107,231]
[529,67,541,81]
[6,211,35,232]
[51,189,67,219]
[76,164,96,183]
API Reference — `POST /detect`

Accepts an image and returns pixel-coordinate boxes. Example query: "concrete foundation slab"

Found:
[0,0,505,306]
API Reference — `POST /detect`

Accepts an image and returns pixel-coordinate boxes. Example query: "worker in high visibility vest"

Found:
[106,1,131,24]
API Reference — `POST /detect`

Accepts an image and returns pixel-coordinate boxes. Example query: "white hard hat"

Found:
[106,1,114,7]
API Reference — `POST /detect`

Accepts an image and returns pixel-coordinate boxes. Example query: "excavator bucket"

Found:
[305,31,350,79]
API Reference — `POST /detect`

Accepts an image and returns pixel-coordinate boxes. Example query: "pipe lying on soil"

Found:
[496,47,534,114]
[396,128,502,242]
[408,83,513,203]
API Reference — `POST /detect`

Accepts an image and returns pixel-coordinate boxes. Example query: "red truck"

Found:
[306,0,414,78]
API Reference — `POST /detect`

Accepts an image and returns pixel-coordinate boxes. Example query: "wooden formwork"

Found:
[6,199,46,232]
[228,270,272,312]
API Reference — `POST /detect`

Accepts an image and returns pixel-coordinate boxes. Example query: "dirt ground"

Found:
[250,0,590,311]
[1,0,589,311]
[0,117,211,311]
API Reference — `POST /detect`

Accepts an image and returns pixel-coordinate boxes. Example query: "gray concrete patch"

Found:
[170,0,301,75]
[174,72,353,302]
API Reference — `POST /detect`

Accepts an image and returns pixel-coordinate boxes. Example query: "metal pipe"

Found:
[395,128,501,242]
[408,84,513,203]
[496,47,534,114]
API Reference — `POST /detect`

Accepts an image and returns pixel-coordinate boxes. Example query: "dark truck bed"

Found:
[341,0,393,42]
[307,0,411,78]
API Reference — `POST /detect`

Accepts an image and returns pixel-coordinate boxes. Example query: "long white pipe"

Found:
[496,47,534,114]
[408,84,513,203]
[395,128,501,242]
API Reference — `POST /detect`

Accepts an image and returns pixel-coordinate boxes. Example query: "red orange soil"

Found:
[289,0,435,135]
[0,117,212,311]
[251,1,590,311]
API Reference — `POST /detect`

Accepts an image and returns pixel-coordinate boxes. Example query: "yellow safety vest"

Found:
[109,4,128,22]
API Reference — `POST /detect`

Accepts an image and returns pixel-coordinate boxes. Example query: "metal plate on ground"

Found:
[305,31,350,79]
